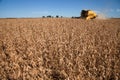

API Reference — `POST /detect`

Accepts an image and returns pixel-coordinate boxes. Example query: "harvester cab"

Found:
[81,10,97,20]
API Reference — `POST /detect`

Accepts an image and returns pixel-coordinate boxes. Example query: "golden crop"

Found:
[0,18,120,80]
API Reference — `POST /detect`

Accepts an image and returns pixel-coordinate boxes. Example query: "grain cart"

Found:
[81,10,97,20]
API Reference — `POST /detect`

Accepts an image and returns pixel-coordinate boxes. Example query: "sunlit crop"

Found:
[0,18,120,80]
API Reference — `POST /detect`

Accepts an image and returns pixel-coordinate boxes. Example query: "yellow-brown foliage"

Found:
[0,18,120,80]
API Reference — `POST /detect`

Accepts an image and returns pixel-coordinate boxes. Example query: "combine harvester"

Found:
[81,10,97,20]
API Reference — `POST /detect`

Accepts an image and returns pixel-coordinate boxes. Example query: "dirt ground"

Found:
[0,18,120,80]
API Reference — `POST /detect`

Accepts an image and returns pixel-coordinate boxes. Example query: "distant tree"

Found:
[71,16,80,19]
[56,15,59,18]
[47,15,52,18]
[61,16,63,18]
[72,16,74,18]
[42,16,45,18]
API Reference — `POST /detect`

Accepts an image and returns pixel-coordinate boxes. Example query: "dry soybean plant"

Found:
[0,18,120,80]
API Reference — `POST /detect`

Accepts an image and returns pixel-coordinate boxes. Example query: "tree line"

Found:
[42,15,63,18]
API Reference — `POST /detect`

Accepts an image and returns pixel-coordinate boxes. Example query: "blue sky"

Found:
[0,0,120,18]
